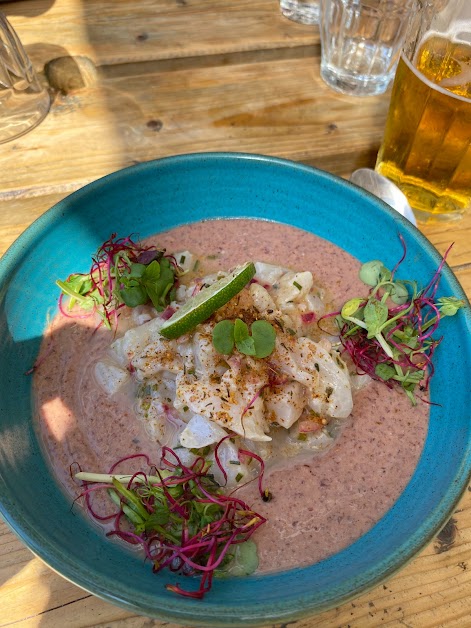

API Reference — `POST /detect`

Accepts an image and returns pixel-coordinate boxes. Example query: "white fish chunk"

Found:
[308,345,352,419]
[179,414,229,449]
[273,271,313,306]
[173,250,194,274]
[94,361,130,395]
[249,283,277,315]
[264,381,306,429]
[130,334,181,380]
[111,317,165,366]
[175,358,271,442]
[192,325,224,378]
[299,293,325,319]
[276,271,313,305]
[130,305,155,327]
[272,335,352,419]
[136,397,167,443]
[271,336,319,391]
[254,262,287,285]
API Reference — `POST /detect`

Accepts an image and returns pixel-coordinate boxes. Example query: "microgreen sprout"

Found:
[326,238,465,404]
[212,318,276,358]
[75,447,266,599]
[56,234,179,329]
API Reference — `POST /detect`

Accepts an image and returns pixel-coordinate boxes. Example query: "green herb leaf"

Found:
[234,318,249,343]
[128,263,147,279]
[141,259,161,283]
[145,509,171,529]
[212,320,235,355]
[56,235,177,328]
[251,320,276,358]
[56,277,95,308]
[215,540,259,578]
[401,369,425,385]
[108,489,145,526]
[234,319,257,355]
[359,260,386,286]
[144,259,175,311]
[364,300,389,337]
[375,363,396,380]
[111,478,149,520]
[393,325,418,349]
[64,274,94,296]
[334,241,464,404]
[389,281,409,305]
[212,318,276,358]
[120,285,149,307]
[341,298,364,319]
[437,296,465,317]
[236,336,256,356]
[118,259,171,309]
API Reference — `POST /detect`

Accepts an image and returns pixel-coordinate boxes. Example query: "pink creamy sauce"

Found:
[34,219,429,573]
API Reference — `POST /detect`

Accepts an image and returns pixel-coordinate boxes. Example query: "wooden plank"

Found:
[454,267,471,298]
[0,56,390,200]
[422,212,471,295]
[423,215,471,268]
[4,0,318,68]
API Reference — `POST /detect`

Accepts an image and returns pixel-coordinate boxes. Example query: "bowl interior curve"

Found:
[0,153,470,626]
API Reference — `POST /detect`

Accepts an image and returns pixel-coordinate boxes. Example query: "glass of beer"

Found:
[376,0,471,222]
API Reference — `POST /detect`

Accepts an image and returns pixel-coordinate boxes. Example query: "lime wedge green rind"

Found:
[160,261,256,339]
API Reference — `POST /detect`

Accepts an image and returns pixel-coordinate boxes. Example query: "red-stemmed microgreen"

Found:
[56,234,180,329]
[324,238,465,404]
[238,449,272,502]
[75,446,266,599]
[212,435,269,502]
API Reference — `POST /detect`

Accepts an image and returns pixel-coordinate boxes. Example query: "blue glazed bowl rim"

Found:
[1,152,470,626]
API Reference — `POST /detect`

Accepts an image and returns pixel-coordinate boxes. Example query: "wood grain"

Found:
[0,56,389,201]
[5,0,318,67]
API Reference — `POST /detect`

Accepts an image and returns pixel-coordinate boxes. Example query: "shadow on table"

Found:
[0,0,55,16]
[0,0,56,17]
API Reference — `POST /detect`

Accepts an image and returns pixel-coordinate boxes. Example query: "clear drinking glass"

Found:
[0,12,50,144]
[279,0,320,25]
[376,0,471,222]
[319,0,419,96]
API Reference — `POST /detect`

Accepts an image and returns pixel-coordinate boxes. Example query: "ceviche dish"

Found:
[33,219,464,599]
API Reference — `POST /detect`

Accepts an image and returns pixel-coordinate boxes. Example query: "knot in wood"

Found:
[45,56,97,94]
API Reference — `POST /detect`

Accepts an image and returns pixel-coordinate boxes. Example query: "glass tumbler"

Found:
[319,0,419,96]
[376,0,471,222]
[0,13,50,144]
[279,0,320,25]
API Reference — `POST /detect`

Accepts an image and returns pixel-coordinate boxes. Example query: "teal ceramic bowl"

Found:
[1,153,470,626]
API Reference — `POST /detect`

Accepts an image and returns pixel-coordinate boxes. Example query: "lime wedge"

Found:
[160,261,256,339]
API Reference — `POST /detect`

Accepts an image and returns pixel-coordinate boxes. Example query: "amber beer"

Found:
[376,36,471,221]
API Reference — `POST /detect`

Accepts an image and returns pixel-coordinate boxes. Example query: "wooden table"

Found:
[1,1,470,626]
